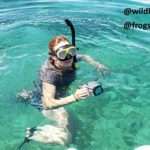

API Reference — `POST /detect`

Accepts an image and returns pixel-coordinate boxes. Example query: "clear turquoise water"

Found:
[0,0,150,150]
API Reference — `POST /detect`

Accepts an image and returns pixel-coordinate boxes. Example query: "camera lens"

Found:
[93,85,103,96]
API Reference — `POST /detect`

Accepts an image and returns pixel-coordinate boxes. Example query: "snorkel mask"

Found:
[57,19,77,61]
[49,19,77,61]
[55,44,76,61]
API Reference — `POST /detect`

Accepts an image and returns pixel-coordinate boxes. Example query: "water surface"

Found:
[0,0,150,149]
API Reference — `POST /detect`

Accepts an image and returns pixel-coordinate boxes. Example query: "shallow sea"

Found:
[0,0,150,150]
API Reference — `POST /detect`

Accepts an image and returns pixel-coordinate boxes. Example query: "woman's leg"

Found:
[42,107,69,128]
[26,107,72,146]
[26,124,71,145]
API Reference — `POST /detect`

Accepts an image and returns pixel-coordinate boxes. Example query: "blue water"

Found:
[0,0,150,150]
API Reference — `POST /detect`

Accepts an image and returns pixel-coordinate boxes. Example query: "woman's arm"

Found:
[42,82,90,109]
[77,54,109,75]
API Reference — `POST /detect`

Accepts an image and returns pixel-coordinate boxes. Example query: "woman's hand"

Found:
[74,87,90,100]
[96,63,110,77]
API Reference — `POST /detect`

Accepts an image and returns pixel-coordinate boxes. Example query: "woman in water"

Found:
[21,35,108,146]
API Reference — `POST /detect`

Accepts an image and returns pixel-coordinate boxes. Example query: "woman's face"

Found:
[53,41,74,69]
[56,58,74,69]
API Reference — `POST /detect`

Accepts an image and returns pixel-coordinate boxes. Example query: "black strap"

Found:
[17,137,30,150]
[17,127,37,150]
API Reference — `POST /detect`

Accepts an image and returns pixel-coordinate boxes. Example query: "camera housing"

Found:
[81,81,104,96]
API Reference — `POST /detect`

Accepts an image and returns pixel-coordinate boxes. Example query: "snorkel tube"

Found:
[65,19,76,46]
[64,19,78,65]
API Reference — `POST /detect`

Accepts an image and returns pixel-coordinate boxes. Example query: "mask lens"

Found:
[57,50,66,60]
[57,51,73,61]
[59,54,73,61]
[56,45,76,60]
[68,47,76,56]
[65,54,72,60]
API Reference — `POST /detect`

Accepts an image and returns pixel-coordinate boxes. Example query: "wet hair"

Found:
[48,35,76,69]
[48,35,69,55]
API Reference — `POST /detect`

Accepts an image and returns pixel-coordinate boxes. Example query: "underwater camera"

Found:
[81,81,104,96]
